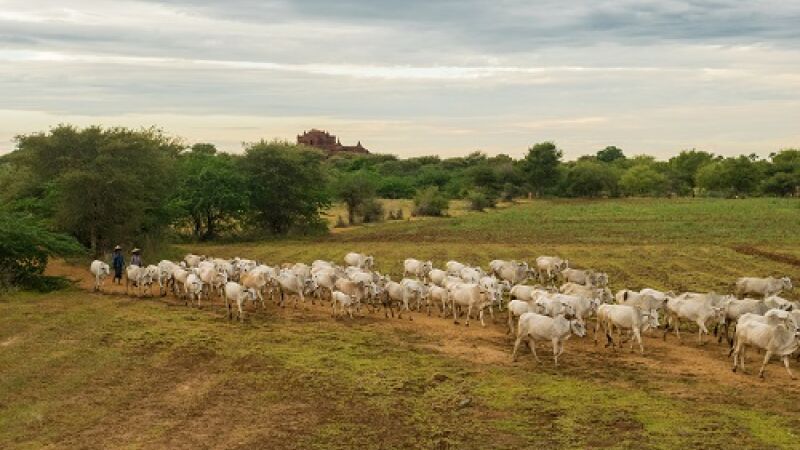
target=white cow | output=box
[403,259,433,280]
[401,278,429,314]
[509,284,547,302]
[428,269,449,287]
[560,268,596,286]
[239,270,271,308]
[198,265,227,300]
[535,256,568,284]
[223,281,258,322]
[451,283,492,326]
[184,273,204,307]
[445,260,466,276]
[512,312,586,366]
[506,299,539,335]
[717,298,769,345]
[277,271,314,309]
[560,283,613,305]
[125,264,157,298]
[312,268,339,301]
[664,293,726,344]
[459,267,484,284]
[89,260,110,292]
[731,310,800,379]
[534,294,576,319]
[490,260,530,285]
[595,304,653,354]
[331,290,359,319]
[156,260,180,296]
[428,285,450,317]
[344,252,374,270]
[764,295,796,311]
[184,254,205,268]
[735,276,792,298]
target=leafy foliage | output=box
[522,142,563,197]
[413,187,449,217]
[242,141,331,235]
[0,211,84,291]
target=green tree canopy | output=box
[522,142,563,197]
[242,141,331,235]
[173,147,248,240]
[12,125,182,255]
[563,161,619,197]
[619,165,668,197]
[597,146,626,163]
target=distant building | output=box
[297,129,370,155]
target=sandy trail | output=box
[47,259,800,395]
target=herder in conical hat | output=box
[111,245,125,284]
[131,248,143,267]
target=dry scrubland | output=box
[2,198,800,449]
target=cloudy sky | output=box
[1,0,799,159]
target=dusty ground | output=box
[3,198,800,449]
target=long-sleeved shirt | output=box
[131,254,143,266]
[112,253,125,270]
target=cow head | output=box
[782,277,793,290]
[570,320,587,337]
[364,255,374,270]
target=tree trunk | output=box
[347,203,356,225]
[193,216,202,239]
[89,223,98,257]
[204,211,216,241]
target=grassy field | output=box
[2,197,800,449]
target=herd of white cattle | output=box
[89,253,798,380]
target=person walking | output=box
[112,245,125,284]
[131,248,143,267]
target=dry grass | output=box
[2,198,800,449]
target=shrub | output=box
[413,187,449,217]
[0,211,84,292]
[467,190,495,211]
[360,198,385,223]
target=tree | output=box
[173,147,248,240]
[562,161,619,197]
[334,171,378,225]
[242,141,330,235]
[0,211,83,291]
[619,165,668,196]
[695,156,763,196]
[13,125,182,255]
[597,146,625,163]
[522,142,562,197]
[668,150,715,194]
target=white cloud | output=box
[0,0,799,157]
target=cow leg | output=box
[238,299,245,323]
[465,305,472,327]
[758,350,772,379]
[635,330,644,354]
[479,309,485,327]
[697,321,709,345]
[511,335,524,362]
[782,356,796,380]
[452,302,459,324]
[528,339,540,363]
[331,300,337,318]
[508,313,515,335]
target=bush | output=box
[467,190,495,211]
[360,198,385,223]
[413,187,449,217]
[395,208,404,220]
[0,211,84,292]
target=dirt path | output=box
[48,260,800,395]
